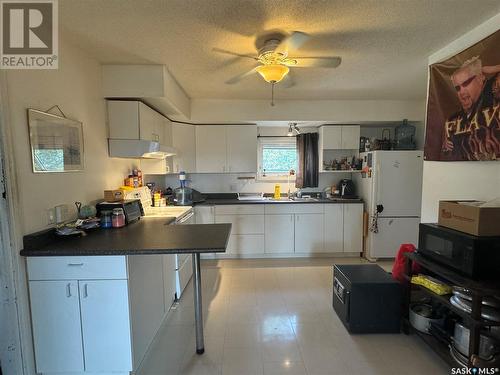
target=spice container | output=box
[112,208,126,228]
[100,210,113,228]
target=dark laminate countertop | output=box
[20,217,232,257]
[196,198,363,206]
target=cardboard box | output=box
[438,200,500,236]
[104,189,124,202]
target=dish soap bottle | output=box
[274,184,281,200]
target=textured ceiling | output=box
[60,0,500,101]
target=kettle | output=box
[339,179,356,198]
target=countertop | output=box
[20,217,232,257]
[195,197,363,205]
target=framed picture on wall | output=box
[425,29,500,161]
[28,109,84,173]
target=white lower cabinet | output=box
[294,214,324,253]
[227,234,265,255]
[79,280,132,373]
[324,205,344,253]
[29,278,132,374]
[27,255,174,375]
[343,203,364,253]
[264,214,294,253]
[29,280,84,373]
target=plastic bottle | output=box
[274,184,281,199]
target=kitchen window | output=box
[257,137,297,180]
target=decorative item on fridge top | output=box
[394,119,416,150]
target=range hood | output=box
[108,139,176,159]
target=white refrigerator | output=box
[354,151,423,259]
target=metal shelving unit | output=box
[403,252,500,367]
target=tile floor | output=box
[137,258,449,375]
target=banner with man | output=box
[425,30,500,161]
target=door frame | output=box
[0,71,36,375]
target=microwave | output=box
[418,223,500,280]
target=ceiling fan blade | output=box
[213,47,258,61]
[275,31,310,54]
[282,73,295,88]
[293,56,342,68]
[225,66,258,84]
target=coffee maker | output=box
[339,179,356,198]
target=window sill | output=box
[256,175,296,183]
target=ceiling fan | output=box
[213,31,341,105]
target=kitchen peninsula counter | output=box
[21,218,231,374]
[21,217,231,256]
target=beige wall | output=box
[421,13,500,222]
[5,38,137,234]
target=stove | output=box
[123,187,194,299]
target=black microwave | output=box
[418,223,500,280]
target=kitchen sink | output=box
[289,197,319,202]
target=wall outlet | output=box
[46,208,56,225]
[55,204,70,224]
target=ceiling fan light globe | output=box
[256,64,289,84]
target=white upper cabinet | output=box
[108,100,170,144]
[319,125,360,150]
[226,125,257,173]
[196,125,226,173]
[195,125,257,173]
[320,126,342,149]
[172,123,196,173]
[341,126,361,149]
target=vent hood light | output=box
[108,139,176,159]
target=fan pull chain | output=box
[271,83,275,106]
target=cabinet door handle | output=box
[68,263,84,267]
[66,283,72,297]
[83,284,88,298]
[296,215,299,222]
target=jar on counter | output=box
[112,208,126,228]
[100,210,113,228]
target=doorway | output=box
[0,81,25,374]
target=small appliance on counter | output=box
[333,264,401,333]
[96,199,143,224]
[173,171,205,206]
[418,223,500,280]
[338,179,356,198]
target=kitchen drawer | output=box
[265,203,324,215]
[215,204,264,215]
[27,256,128,281]
[227,235,265,255]
[215,214,265,234]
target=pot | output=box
[409,303,444,334]
[453,322,500,359]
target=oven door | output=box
[175,210,195,225]
[418,225,472,275]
